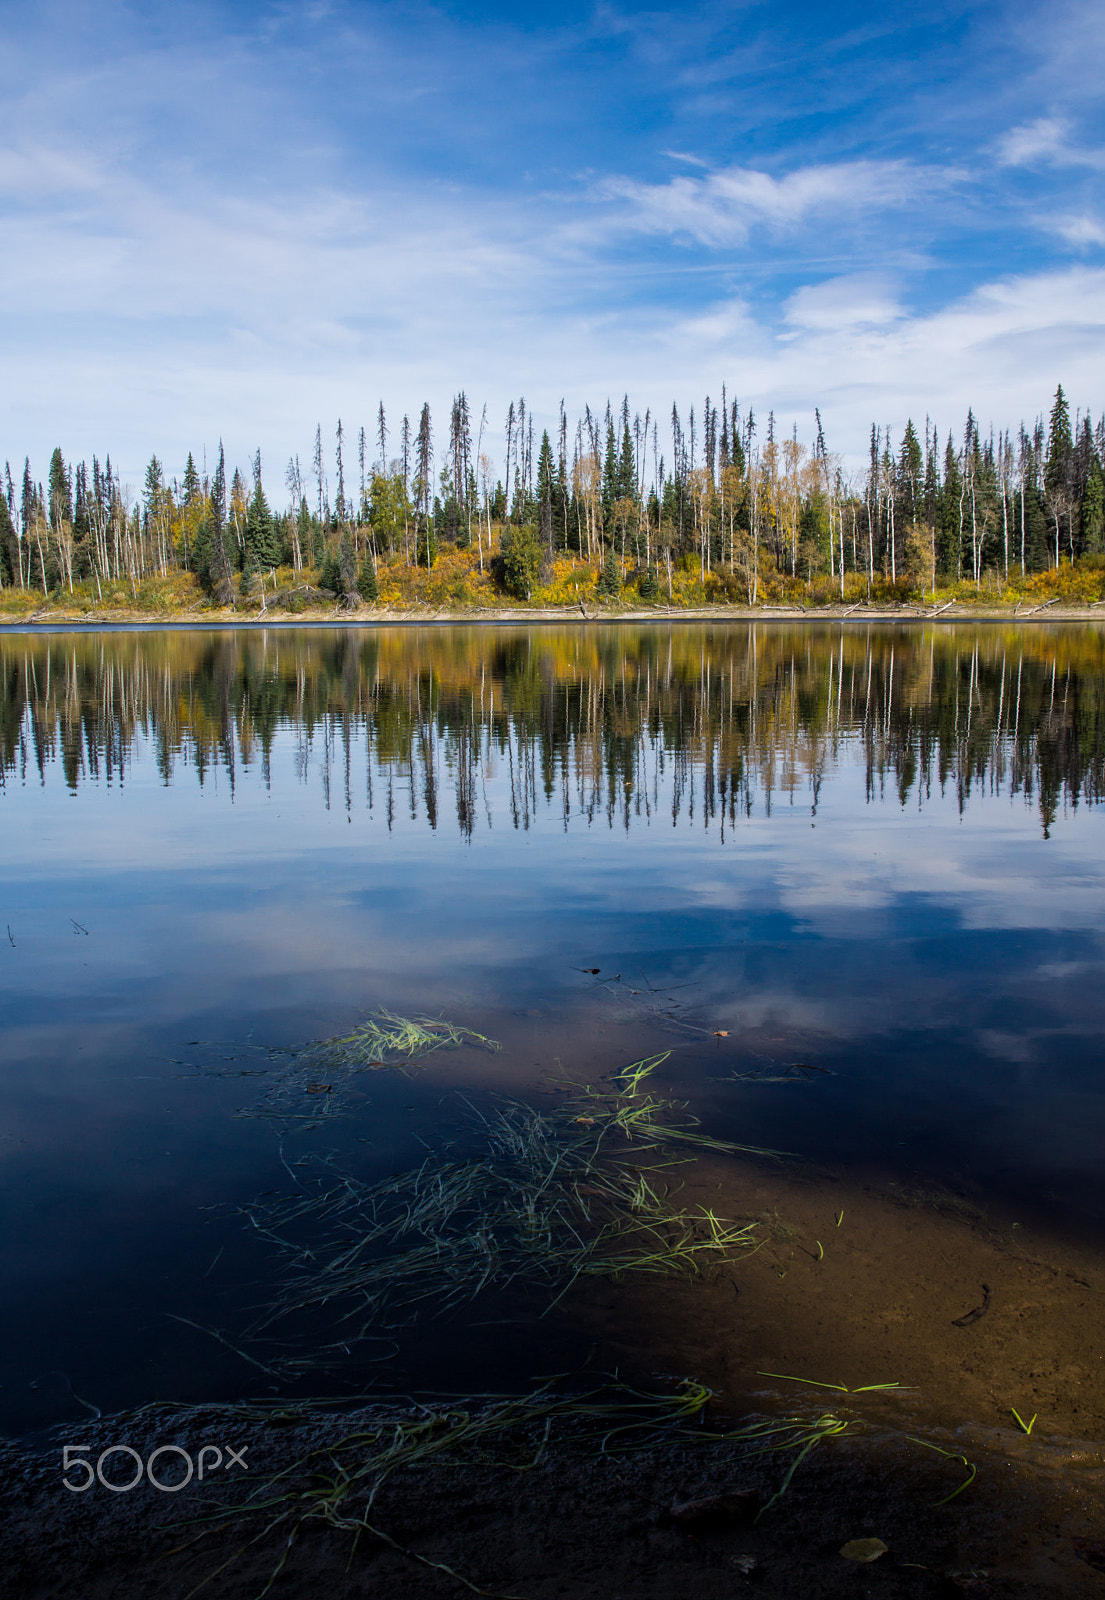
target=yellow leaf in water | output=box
[840,1538,887,1563]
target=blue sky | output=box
[1,0,1103,492]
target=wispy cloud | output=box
[1046,214,1105,248]
[660,150,711,168]
[783,275,904,333]
[0,0,1102,484]
[591,160,954,247]
[995,117,1105,170]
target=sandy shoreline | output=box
[3,600,1105,629]
[4,1386,1103,1598]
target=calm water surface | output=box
[2,622,1104,1432]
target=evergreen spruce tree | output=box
[48,448,72,529]
[448,391,472,542]
[536,430,555,507]
[498,523,542,600]
[208,441,235,604]
[338,531,358,598]
[555,450,569,552]
[1082,461,1105,555]
[1045,385,1074,562]
[21,459,36,549]
[939,432,962,580]
[1045,386,1073,499]
[923,432,939,532]
[316,532,359,603]
[617,416,636,501]
[601,415,618,534]
[537,430,555,555]
[191,515,213,585]
[275,512,294,568]
[0,489,17,586]
[143,455,163,519]
[357,552,379,601]
[73,463,89,542]
[897,420,923,525]
[730,402,747,478]
[245,460,280,570]
[318,548,341,594]
[596,544,621,600]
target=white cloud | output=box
[1046,214,1105,248]
[995,117,1105,170]
[660,150,710,168]
[591,159,947,247]
[996,118,1071,166]
[783,275,904,333]
[4,142,1103,489]
[665,266,1105,461]
[0,90,1101,488]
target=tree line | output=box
[1,386,1102,604]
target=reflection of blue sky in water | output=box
[1,625,1103,1427]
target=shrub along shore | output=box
[2,547,1104,625]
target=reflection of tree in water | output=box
[2,624,1103,838]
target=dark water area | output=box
[2,621,1104,1437]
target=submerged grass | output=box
[235,1011,500,1129]
[244,1102,760,1364]
[239,1053,776,1367]
[583,1050,789,1158]
[297,1010,500,1073]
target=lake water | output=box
[2,621,1104,1436]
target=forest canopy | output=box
[2,386,1102,608]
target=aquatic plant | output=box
[239,1054,781,1365]
[235,1011,500,1128]
[295,1009,500,1072]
